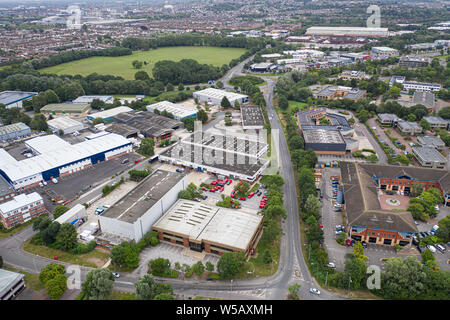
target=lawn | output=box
[289,100,308,113]
[23,240,110,268]
[39,46,247,80]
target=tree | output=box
[178,83,185,91]
[149,258,171,276]
[220,96,231,109]
[135,274,156,300]
[421,249,438,269]
[197,109,208,123]
[438,106,450,119]
[166,83,174,91]
[52,205,69,219]
[40,264,67,300]
[288,283,301,300]
[216,80,224,89]
[192,261,205,276]
[217,252,240,278]
[39,264,66,284]
[436,215,450,241]
[92,117,104,125]
[110,242,139,269]
[419,118,431,131]
[33,215,52,232]
[54,223,78,251]
[138,138,155,157]
[408,202,427,221]
[132,60,143,69]
[81,268,115,300]
[388,86,401,99]
[343,258,367,290]
[205,261,214,272]
[30,114,48,131]
[278,95,289,110]
[407,113,417,122]
[410,182,424,197]
[133,70,149,80]
[288,135,304,150]
[262,249,272,264]
[41,221,61,246]
[352,241,368,261]
[304,194,322,220]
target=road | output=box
[0,60,347,301]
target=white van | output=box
[426,245,436,253]
[435,244,446,253]
[52,178,58,184]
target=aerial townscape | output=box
[0,0,449,309]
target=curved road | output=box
[0,62,347,301]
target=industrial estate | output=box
[0,0,449,306]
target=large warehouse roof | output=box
[147,101,197,119]
[153,199,263,251]
[194,88,248,101]
[47,117,83,131]
[0,91,37,106]
[87,107,133,120]
[0,133,131,182]
[0,122,30,136]
[40,103,90,114]
[306,26,389,37]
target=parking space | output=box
[28,152,142,211]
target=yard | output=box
[39,46,247,80]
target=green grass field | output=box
[39,46,247,80]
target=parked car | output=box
[240,197,246,201]
[361,241,367,248]
[309,288,321,295]
[176,168,184,173]
[112,272,120,278]
[435,244,446,253]
[121,158,129,164]
[326,262,336,268]
[426,245,436,253]
[52,178,58,184]
[202,195,208,200]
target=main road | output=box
[0,62,346,301]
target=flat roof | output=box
[25,134,70,154]
[194,88,248,101]
[241,105,265,127]
[41,103,91,113]
[0,122,30,135]
[102,170,186,223]
[412,146,447,162]
[153,199,263,251]
[0,192,42,214]
[0,269,24,298]
[147,100,197,118]
[114,111,181,138]
[397,120,421,130]
[72,95,113,104]
[0,133,131,182]
[47,117,83,130]
[417,135,445,147]
[423,116,448,125]
[378,113,400,121]
[0,91,37,106]
[303,128,345,144]
[87,107,133,120]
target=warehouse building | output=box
[241,105,265,130]
[86,106,133,122]
[389,76,441,92]
[303,129,347,155]
[305,27,389,37]
[314,86,366,101]
[296,107,352,132]
[423,116,449,130]
[341,162,419,247]
[153,199,263,257]
[416,135,445,150]
[396,120,422,135]
[47,117,84,135]
[0,192,46,229]
[146,100,197,121]
[0,122,31,142]
[411,146,447,169]
[0,91,37,109]
[105,123,139,139]
[0,133,132,190]
[398,56,429,68]
[193,88,248,106]
[250,62,277,72]
[371,47,399,58]
[40,103,91,116]
[338,70,365,81]
[113,111,182,143]
[54,203,87,226]
[0,269,25,300]
[73,95,113,104]
[159,131,269,182]
[97,170,188,245]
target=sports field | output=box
[40,46,247,80]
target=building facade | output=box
[0,192,46,229]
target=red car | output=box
[318,224,324,229]
[211,180,218,185]
[262,195,267,199]
[259,204,265,209]
[248,192,255,198]
[218,187,224,192]
[240,197,246,201]
[346,239,352,246]
[210,189,215,192]
[201,187,208,191]
[227,179,232,185]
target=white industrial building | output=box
[306,26,389,37]
[73,95,114,104]
[193,88,248,106]
[47,117,84,135]
[390,76,442,92]
[0,269,25,300]
[86,106,133,122]
[55,203,87,225]
[0,91,38,109]
[97,170,188,245]
[0,133,132,191]
[146,100,197,120]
